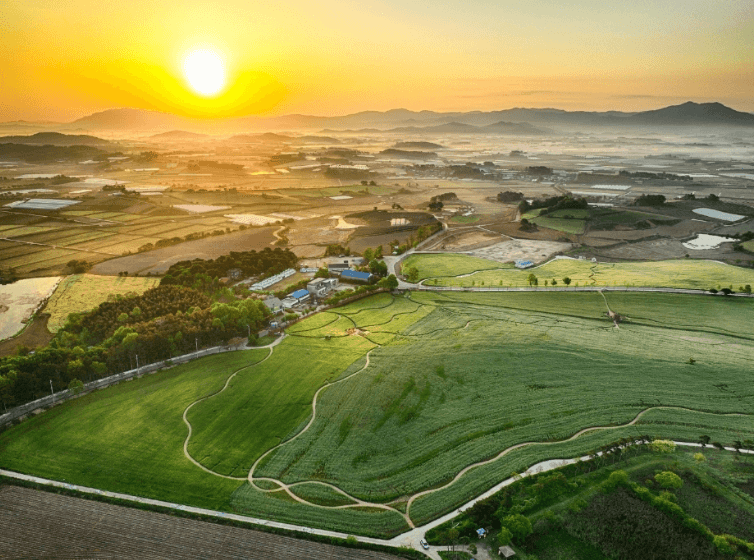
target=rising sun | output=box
[183,48,226,97]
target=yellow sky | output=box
[2,0,753,121]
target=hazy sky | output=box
[2,0,752,121]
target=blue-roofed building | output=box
[515,259,535,269]
[340,269,374,284]
[291,288,311,302]
[476,528,487,539]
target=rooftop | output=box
[341,269,372,280]
[291,289,310,299]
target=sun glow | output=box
[183,48,226,96]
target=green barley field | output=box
[1,291,752,536]
[406,253,754,290]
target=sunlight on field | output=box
[411,254,754,290]
[44,274,161,332]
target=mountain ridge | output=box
[4,102,752,134]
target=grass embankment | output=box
[411,253,754,290]
[44,274,161,332]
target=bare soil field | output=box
[0,485,401,560]
[90,226,276,275]
[0,313,53,357]
[422,228,501,251]
[470,239,575,264]
[483,221,569,241]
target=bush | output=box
[654,471,683,490]
[649,439,676,453]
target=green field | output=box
[44,274,161,332]
[403,253,509,279]
[1,291,752,536]
[451,215,480,224]
[410,253,754,289]
[743,240,754,252]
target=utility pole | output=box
[195,338,198,353]
[50,379,54,403]
[247,324,251,338]
[136,354,139,373]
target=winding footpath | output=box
[172,304,753,557]
[4,258,754,558]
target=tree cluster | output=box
[634,194,666,206]
[0,286,270,411]
[497,191,524,203]
[519,195,588,215]
[161,248,298,289]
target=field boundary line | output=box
[182,336,286,480]
[403,405,752,520]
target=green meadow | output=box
[1,291,752,536]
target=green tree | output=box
[563,277,572,286]
[527,273,537,286]
[497,527,513,547]
[67,378,84,395]
[501,513,532,543]
[406,266,420,283]
[378,274,398,290]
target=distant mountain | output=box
[0,131,112,146]
[49,101,754,134]
[294,135,341,144]
[394,141,444,149]
[481,121,548,134]
[65,108,189,132]
[390,122,480,134]
[625,102,754,126]
[386,120,547,135]
[148,130,209,140]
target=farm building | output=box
[291,289,311,303]
[281,289,310,309]
[249,268,296,291]
[262,296,283,313]
[499,545,516,557]
[340,269,374,284]
[328,262,350,274]
[307,277,338,298]
[514,260,534,269]
[477,528,487,539]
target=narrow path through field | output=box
[181,335,286,480]
[247,335,416,528]
[402,405,750,519]
[177,289,754,548]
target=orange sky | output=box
[2,0,753,121]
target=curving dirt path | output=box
[403,405,749,518]
[179,300,753,537]
[246,342,416,528]
[181,336,286,480]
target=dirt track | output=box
[0,485,402,560]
